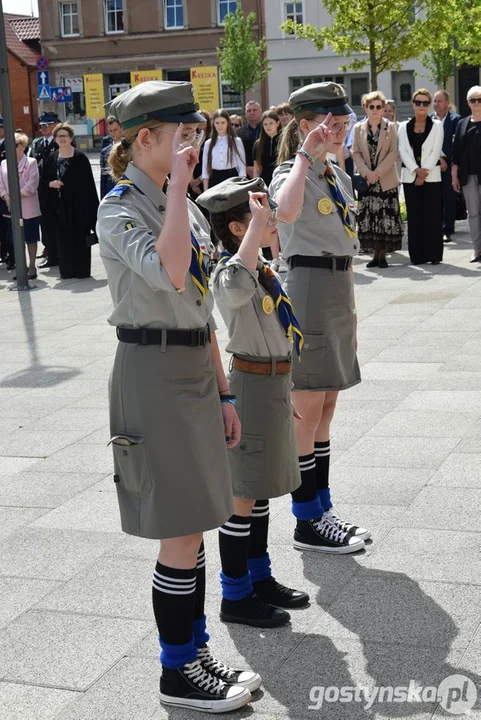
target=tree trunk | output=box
[369,38,378,90]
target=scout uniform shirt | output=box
[269,158,358,259]
[97,163,217,331]
[213,254,292,358]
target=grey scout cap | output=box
[106,80,205,130]
[289,81,352,117]
[197,176,278,215]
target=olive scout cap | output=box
[289,81,352,117]
[197,176,278,215]
[107,80,205,131]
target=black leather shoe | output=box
[253,577,309,609]
[220,592,290,628]
[378,259,388,268]
[366,258,378,268]
[39,260,58,268]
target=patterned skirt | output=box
[357,185,403,253]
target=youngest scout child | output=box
[198,177,309,627]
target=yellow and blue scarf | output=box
[324,166,357,239]
[108,176,210,300]
[219,252,304,357]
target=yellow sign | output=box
[262,296,275,315]
[84,74,104,118]
[190,66,219,112]
[318,198,333,215]
[130,70,163,86]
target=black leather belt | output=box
[116,325,211,347]
[289,255,353,271]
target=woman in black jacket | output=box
[42,123,99,279]
[253,111,282,265]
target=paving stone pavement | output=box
[1,178,481,718]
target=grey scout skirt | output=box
[227,358,301,500]
[284,266,361,392]
[109,342,234,539]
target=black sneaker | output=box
[253,576,310,608]
[294,517,365,554]
[220,591,290,628]
[197,644,262,693]
[160,658,250,713]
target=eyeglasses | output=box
[330,120,353,135]
[414,100,430,107]
[469,97,481,104]
[267,208,278,226]
[231,123,241,128]
[368,104,383,110]
[158,127,205,148]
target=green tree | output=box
[421,46,455,89]
[217,2,271,110]
[281,0,468,91]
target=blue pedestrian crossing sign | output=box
[38,85,51,100]
[51,86,73,103]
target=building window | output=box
[105,0,124,33]
[283,1,303,33]
[59,2,79,37]
[222,82,241,111]
[165,0,184,28]
[290,75,345,92]
[349,76,369,106]
[218,0,237,25]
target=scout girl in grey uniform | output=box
[270,82,370,554]
[197,177,309,629]
[97,81,260,714]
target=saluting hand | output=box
[171,123,199,189]
[248,191,272,226]
[301,112,334,160]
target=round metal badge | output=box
[318,198,333,215]
[262,296,275,314]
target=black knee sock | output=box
[248,500,272,583]
[315,440,332,510]
[219,514,253,600]
[152,561,197,669]
[193,542,209,648]
[291,453,323,520]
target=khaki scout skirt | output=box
[109,342,234,539]
[284,266,361,392]
[227,357,301,500]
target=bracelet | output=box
[219,388,230,395]
[297,148,315,164]
[220,395,236,406]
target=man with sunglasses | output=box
[30,112,60,266]
[433,90,460,243]
[452,86,481,262]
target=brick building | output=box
[37,0,267,147]
[2,15,41,138]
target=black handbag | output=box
[352,173,369,194]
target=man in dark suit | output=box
[29,112,60,266]
[236,101,262,178]
[100,115,122,198]
[433,90,460,242]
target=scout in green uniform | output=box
[97,81,260,713]
[270,82,370,554]
[198,177,309,628]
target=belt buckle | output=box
[190,328,207,347]
[344,257,352,271]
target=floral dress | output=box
[357,125,403,253]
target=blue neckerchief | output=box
[324,166,357,238]
[218,252,304,357]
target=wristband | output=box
[220,395,236,406]
[298,148,315,164]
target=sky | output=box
[3,0,38,15]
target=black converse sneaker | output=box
[160,658,250,713]
[294,516,365,554]
[323,507,371,541]
[253,576,310,608]
[220,591,290,628]
[197,644,262,693]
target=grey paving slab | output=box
[398,390,481,412]
[361,362,443,381]
[0,576,61,630]
[28,444,113,475]
[0,395,74,419]
[399,331,475,346]
[27,407,108,433]
[0,528,121,580]
[30,490,121,533]
[367,411,478,439]
[375,345,459,363]
[0,610,151,691]
[0,471,107,508]
[362,528,481,584]
[0,455,40,477]
[399,487,481,533]
[417,372,481,390]
[77,425,110,445]
[0,682,78,720]
[0,507,49,542]
[429,452,481,488]
[338,436,459,469]
[336,379,421,405]
[0,429,89,458]
[330,467,435,506]
[419,309,481,332]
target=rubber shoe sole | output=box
[220,608,290,628]
[160,684,251,713]
[293,536,365,554]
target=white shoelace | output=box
[197,646,237,681]
[184,658,226,695]
[324,509,355,533]
[312,515,348,544]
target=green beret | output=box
[289,82,352,116]
[106,80,204,130]
[197,176,278,214]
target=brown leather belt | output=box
[232,357,291,375]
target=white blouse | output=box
[201,136,246,179]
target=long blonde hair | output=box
[277,109,317,165]
[109,120,165,180]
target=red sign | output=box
[36,56,49,71]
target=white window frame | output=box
[59,2,80,37]
[282,0,304,37]
[164,0,184,29]
[217,0,237,26]
[104,0,124,34]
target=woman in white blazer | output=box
[398,89,444,264]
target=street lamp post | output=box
[0,0,30,290]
